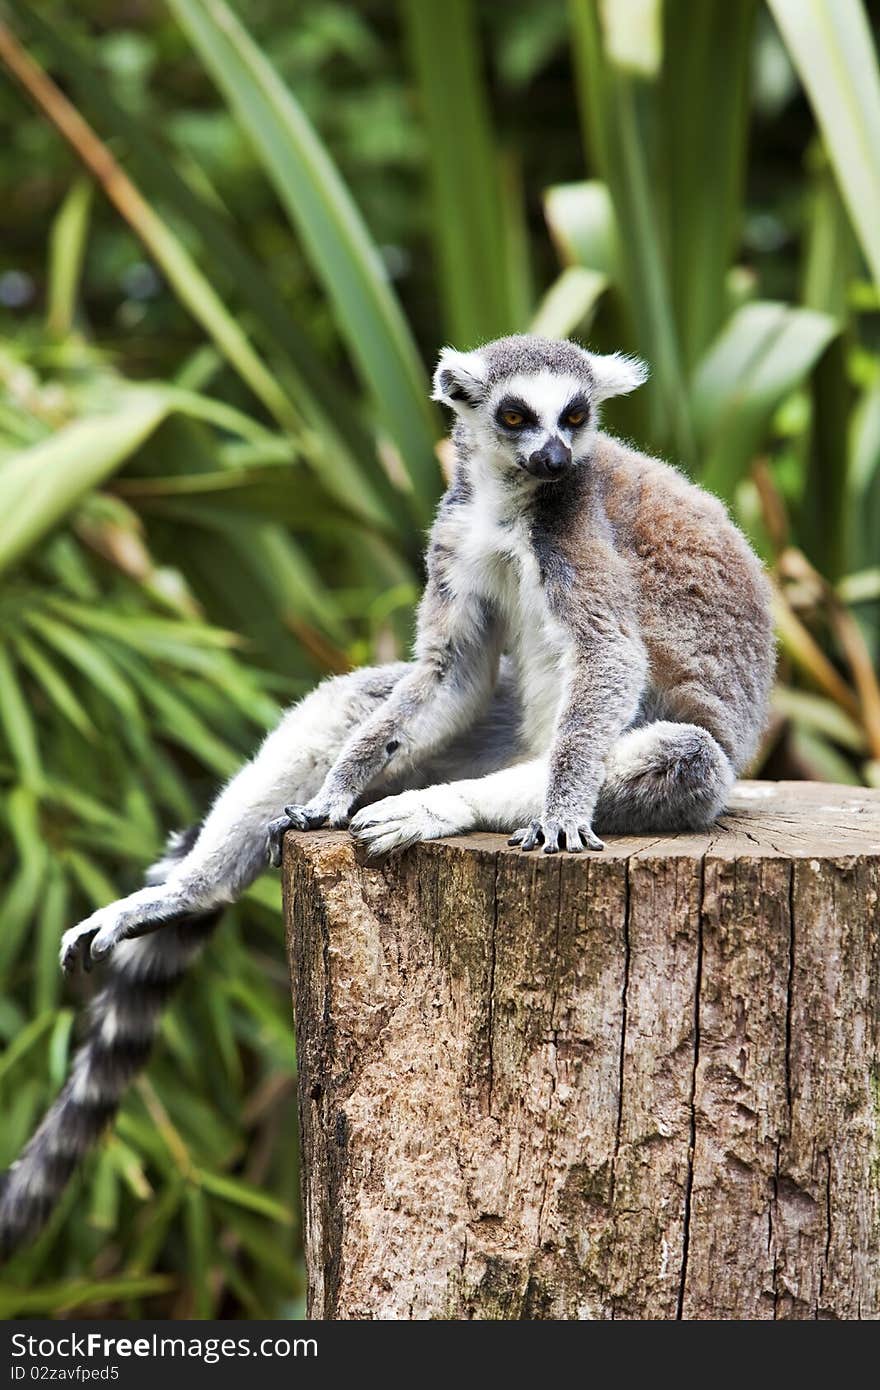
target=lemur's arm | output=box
[283,575,502,828]
[513,546,647,853]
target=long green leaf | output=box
[46,177,92,338]
[568,0,695,464]
[768,0,880,288]
[0,391,169,576]
[658,0,757,367]
[0,1276,174,1318]
[530,266,607,339]
[0,647,42,782]
[401,0,519,344]
[543,181,618,278]
[692,300,839,496]
[168,0,440,512]
[799,163,857,580]
[11,632,97,740]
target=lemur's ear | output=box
[432,348,488,411]
[587,351,650,402]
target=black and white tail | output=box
[0,828,220,1258]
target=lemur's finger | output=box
[542,821,562,854]
[578,825,605,851]
[283,804,328,830]
[360,828,411,858]
[516,821,543,851]
[60,920,101,975]
[563,824,584,852]
[90,913,168,963]
[266,814,291,866]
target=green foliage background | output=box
[0,0,879,1317]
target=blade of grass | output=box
[401,0,517,343]
[11,632,97,740]
[768,0,880,288]
[659,0,757,368]
[799,161,857,580]
[569,0,695,464]
[168,0,440,512]
[530,266,607,339]
[46,177,92,338]
[0,647,42,782]
[692,301,839,497]
[0,390,169,576]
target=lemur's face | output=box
[432,335,648,483]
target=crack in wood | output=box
[677,853,705,1320]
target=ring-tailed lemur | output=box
[0,335,774,1253]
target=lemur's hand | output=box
[508,817,604,854]
[266,793,353,866]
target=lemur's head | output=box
[432,334,648,482]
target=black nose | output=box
[526,437,572,480]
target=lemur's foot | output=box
[60,887,170,973]
[350,788,467,858]
[508,818,604,854]
[266,797,353,866]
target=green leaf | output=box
[0,1276,174,1318]
[48,1008,75,1088]
[47,178,92,338]
[569,0,695,464]
[658,0,757,367]
[768,0,880,288]
[0,646,42,782]
[196,1167,294,1224]
[692,301,839,496]
[0,391,169,576]
[184,1186,214,1318]
[24,612,141,721]
[34,867,68,1013]
[167,0,440,511]
[401,0,520,343]
[543,180,618,278]
[0,1010,54,1086]
[530,266,607,339]
[847,381,880,572]
[771,686,867,752]
[12,632,97,740]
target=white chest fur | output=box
[447,476,572,753]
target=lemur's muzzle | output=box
[524,436,572,480]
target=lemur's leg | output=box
[279,582,503,832]
[350,720,734,855]
[350,759,547,856]
[60,664,410,973]
[594,720,735,834]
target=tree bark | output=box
[283,781,880,1320]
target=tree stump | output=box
[282,781,880,1320]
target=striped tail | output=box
[0,829,220,1258]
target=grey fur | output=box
[2,335,774,1253]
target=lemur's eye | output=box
[500,410,525,428]
[565,409,588,428]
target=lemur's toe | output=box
[266,814,291,867]
[283,804,327,830]
[511,821,543,852]
[579,825,605,852]
[60,921,100,975]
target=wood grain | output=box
[284,782,880,1319]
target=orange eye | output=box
[566,409,587,427]
[501,410,525,428]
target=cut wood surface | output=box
[283,781,880,1320]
